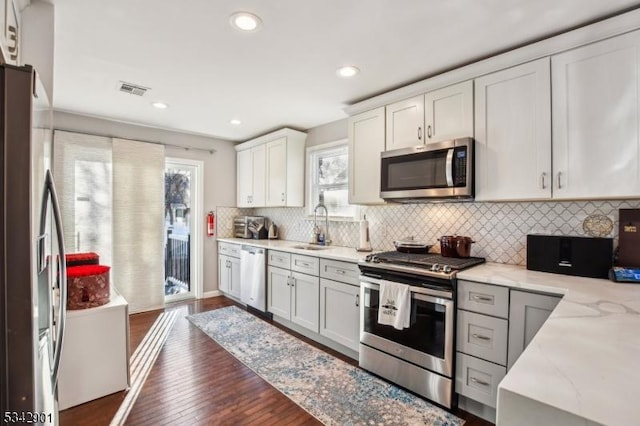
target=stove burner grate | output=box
[367,251,485,270]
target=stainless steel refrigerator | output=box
[1,64,67,424]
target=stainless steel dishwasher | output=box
[240,245,266,312]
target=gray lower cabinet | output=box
[267,254,359,357]
[456,280,562,423]
[507,290,561,370]
[218,254,240,299]
[267,265,320,333]
[456,280,509,423]
[319,278,360,351]
[291,271,320,332]
[267,266,291,318]
[457,310,508,366]
[456,352,506,408]
[218,241,241,299]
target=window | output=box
[306,140,357,219]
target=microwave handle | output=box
[445,148,454,186]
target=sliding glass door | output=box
[164,159,202,302]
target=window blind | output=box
[53,131,165,313]
[53,130,113,266]
[112,138,165,313]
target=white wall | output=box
[53,110,237,293]
[305,118,347,147]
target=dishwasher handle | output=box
[241,245,264,255]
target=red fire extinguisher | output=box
[207,211,215,237]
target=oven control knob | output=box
[442,265,452,273]
[430,263,441,272]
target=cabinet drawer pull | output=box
[557,172,562,189]
[335,269,346,275]
[471,294,493,303]
[540,172,547,189]
[427,125,432,138]
[470,377,490,387]
[471,333,491,341]
[298,261,311,267]
[355,294,360,307]
[418,126,422,140]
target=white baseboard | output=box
[202,290,221,299]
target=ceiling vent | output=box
[118,81,150,96]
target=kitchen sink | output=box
[292,244,329,250]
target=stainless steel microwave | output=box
[380,138,474,201]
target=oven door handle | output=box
[360,276,453,300]
[445,148,454,187]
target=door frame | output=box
[164,157,204,302]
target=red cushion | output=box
[67,265,110,278]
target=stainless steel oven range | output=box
[358,252,485,408]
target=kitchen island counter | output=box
[458,263,640,426]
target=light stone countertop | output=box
[457,263,640,426]
[216,237,372,263]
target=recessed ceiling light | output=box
[230,119,242,126]
[230,12,262,32]
[151,101,168,109]
[336,66,360,78]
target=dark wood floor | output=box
[60,296,492,426]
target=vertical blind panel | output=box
[53,130,113,266]
[112,139,165,313]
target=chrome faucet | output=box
[313,199,331,246]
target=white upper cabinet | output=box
[385,95,424,150]
[424,80,474,144]
[236,145,265,207]
[236,149,253,207]
[265,137,287,206]
[386,82,474,150]
[348,107,386,205]
[250,145,266,206]
[236,128,306,208]
[552,30,640,199]
[475,58,552,201]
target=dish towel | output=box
[378,281,411,330]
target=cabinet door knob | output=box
[427,125,432,138]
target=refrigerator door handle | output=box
[40,170,67,388]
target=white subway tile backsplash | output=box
[219,200,640,265]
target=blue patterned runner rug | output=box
[187,306,464,425]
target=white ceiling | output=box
[52,0,640,142]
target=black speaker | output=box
[527,235,613,279]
